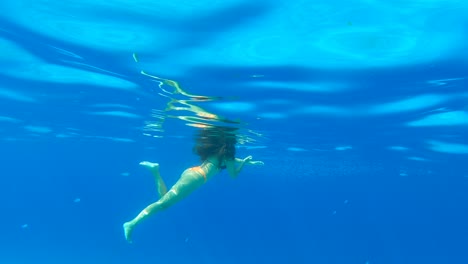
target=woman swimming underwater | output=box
[123,126,264,242]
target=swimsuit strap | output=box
[190,166,207,182]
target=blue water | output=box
[1,1,468,263]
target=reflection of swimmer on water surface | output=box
[123,126,264,243]
[145,74,244,135]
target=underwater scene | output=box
[0,0,467,263]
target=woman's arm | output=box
[226,155,264,179]
[235,157,264,166]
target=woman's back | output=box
[199,155,224,180]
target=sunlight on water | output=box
[287,147,308,152]
[23,125,52,134]
[407,156,428,161]
[0,37,138,90]
[86,111,142,119]
[248,81,350,93]
[408,111,468,126]
[388,146,409,152]
[257,112,288,119]
[0,0,244,53]
[1,0,466,74]
[88,136,135,143]
[369,94,450,115]
[288,92,466,118]
[13,64,138,90]
[90,103,136,110]
[146,0,466,73]
[335,146,353,151]
[0,116,21,123]
[427,140,468,154]
[293,105,351,116]
[427,77,467,86]
[211,102,256,112]
[0,88,37,103]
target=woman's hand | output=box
[243,156,264,166]
[249,160,264,166]
[242,155,253,163]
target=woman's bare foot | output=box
[123,222,134,243]
[139,161,159,172]
[139,161,159,169]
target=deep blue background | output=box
[1,1,468,263]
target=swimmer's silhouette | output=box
[123,126,263,243]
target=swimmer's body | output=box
[123,127,263,243]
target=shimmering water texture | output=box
[134,54,257,143]
[1,0,467,76]
[140,74,241,129]
[0,0,467,153]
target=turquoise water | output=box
[1,0,468,263]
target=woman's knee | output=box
[158,189,180,207]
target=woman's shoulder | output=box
[205,155,228,167]
[203,155,217,164]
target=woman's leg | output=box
[123,169,205,242]
[139,161,167,197]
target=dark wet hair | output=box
[193,126,237,165]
